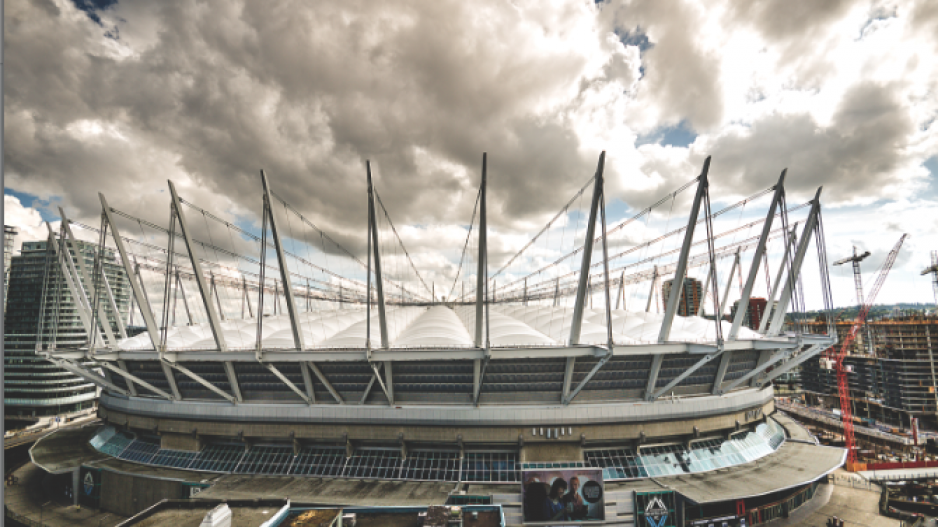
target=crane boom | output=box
[833,234,907,468]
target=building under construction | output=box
[801,318,938,429]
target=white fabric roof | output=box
[117,304,763,351]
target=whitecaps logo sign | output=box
[83,472,95,496]
[644,497,668,527]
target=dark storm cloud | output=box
[693,82,916,203]
[5,0,637,254]
[5,0,937,308]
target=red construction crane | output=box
[834,246,872,353]
[826,234,907,469]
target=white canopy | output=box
[118,304,763,351]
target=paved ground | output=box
[766,479,899,527]
[4,461,127,527]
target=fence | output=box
[777,402,913,445]
[828,473,881,492]
[747,481,821,525]
[869,471,938,482]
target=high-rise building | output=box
[800,318,938,428]
[4,235,130,418]
[4,225,18,310]
[661,277,703,317]
[730,297,769,330]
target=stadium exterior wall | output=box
[99,386,774,448]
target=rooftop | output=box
[649,442,845,504]
[193,476,455,506]
[116,499,289,527]
[118,500,504,527]
[117,305,766,352]
[29,424,110,474]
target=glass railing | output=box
[587,417,787,481]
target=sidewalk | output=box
[4,462,127,527]
[763,479,897,527]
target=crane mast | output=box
[921,250,938,306]
[834,246,871,352]
[828,234,907,468]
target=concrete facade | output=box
[100,396,774,448]
[100,470,183,517]
[159,432,202,452]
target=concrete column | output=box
[73,468,80,506]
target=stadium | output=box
[33,154,845,525]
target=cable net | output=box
[53,161,828,352]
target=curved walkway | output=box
[4,462,126,527]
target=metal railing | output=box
[777,401,915,444]
[872,471,938,482]
[828,473,880,492]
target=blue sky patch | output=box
[5,188,59,223]
[604,197,632,225]
[617,27,653,53]
[71,0,118,26]
[636,121,698,148]
[924,156,938,198]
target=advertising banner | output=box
[635,491,676,527]
[522,468,605,524]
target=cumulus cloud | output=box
[680,81,918,202]
[3,196,48,250]
[4,0,938,307]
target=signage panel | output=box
[522,468,605,524]
[635,491,677,527]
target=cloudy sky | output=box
[4,0,938,310]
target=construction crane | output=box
[826,234,907,469]
[833,246,871,306]
[921,251,938,305]
[834,246,872,352]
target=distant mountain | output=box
[798,302,936,321]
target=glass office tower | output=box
[4,236,130,418]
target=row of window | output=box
[92,429,519,482]
[91,420,785,482]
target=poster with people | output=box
[522,468,605,524]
